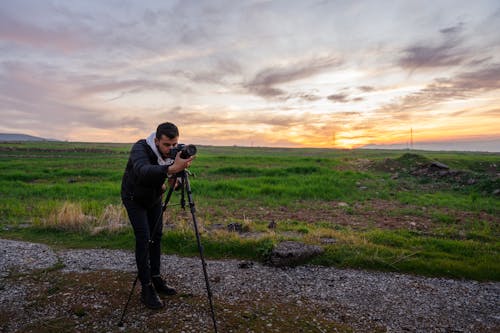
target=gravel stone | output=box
[0,239,58,278]
[0,238,499,332]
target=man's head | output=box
[155,122,179,157]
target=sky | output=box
[1,0,499,150]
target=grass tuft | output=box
[42,201,93,232]
[92,204,127,234]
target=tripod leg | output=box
[183,173,218,333]
[118,275,139,326]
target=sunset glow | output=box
[1,1,499,151]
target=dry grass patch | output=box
[42,202,93,232]
[40,202,128,234]
[92,204,128,235]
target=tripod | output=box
[118,170,218,333]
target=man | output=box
[121,122,194,309]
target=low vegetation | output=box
[0,142,498,280]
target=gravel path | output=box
[1,238,499,332]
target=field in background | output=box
[0,141,498,281]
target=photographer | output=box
[121,122,194,309]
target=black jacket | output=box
[121,139,169,208]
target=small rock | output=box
[238,261,254,269]
[320,238,337,244]
[267,241,324,267]
[430,161,450,170]
[227,223,243,232]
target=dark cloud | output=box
[296,93,322,102]
[399,23,468,70]
[439,22,464,35]
[467,56,493,67]
[246,55,342,98]
[327,93,350,103]
[378,63,500,120]
[449,109,470,117]
[282,91,322,102]
[415,63,500,104]
[327,91,366,103]
[399,44,465,69]
[358,86,375,92]
[452,63,500,90]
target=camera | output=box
[168,143,197,159]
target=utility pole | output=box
[410,128,414,150]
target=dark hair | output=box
[156,122,179,140]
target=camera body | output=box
[167,143,197,159]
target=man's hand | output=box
[167,151,195,175]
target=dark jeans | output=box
[122,198,163,286]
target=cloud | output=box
[358,86,375,92]
[327,93,350,103]
[245,55,342,98]
[158,106,305,129]
[77,78,174,98]
[169,56,243,85]
[293,92,322,102]
[379,63,500,116]
[1,2,499,147]
[143,9,159,27]
[452,63,500,90]
[398,22,468,70]
[327,91,365,103]
[0,10,90,52]
[0,61,150,138]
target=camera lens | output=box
[180,144,197,158]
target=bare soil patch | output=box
[202,198,498,233]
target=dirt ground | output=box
[0,268,371,333]
[201,198,498,234]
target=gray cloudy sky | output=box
[1,0,499,149]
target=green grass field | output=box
[0,141,498,281]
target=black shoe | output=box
[152,276,177,296]
[141,283,164,309]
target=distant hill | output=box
[0,133,58,142]
[362,138,500,153]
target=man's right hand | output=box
[167,151,195,175]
